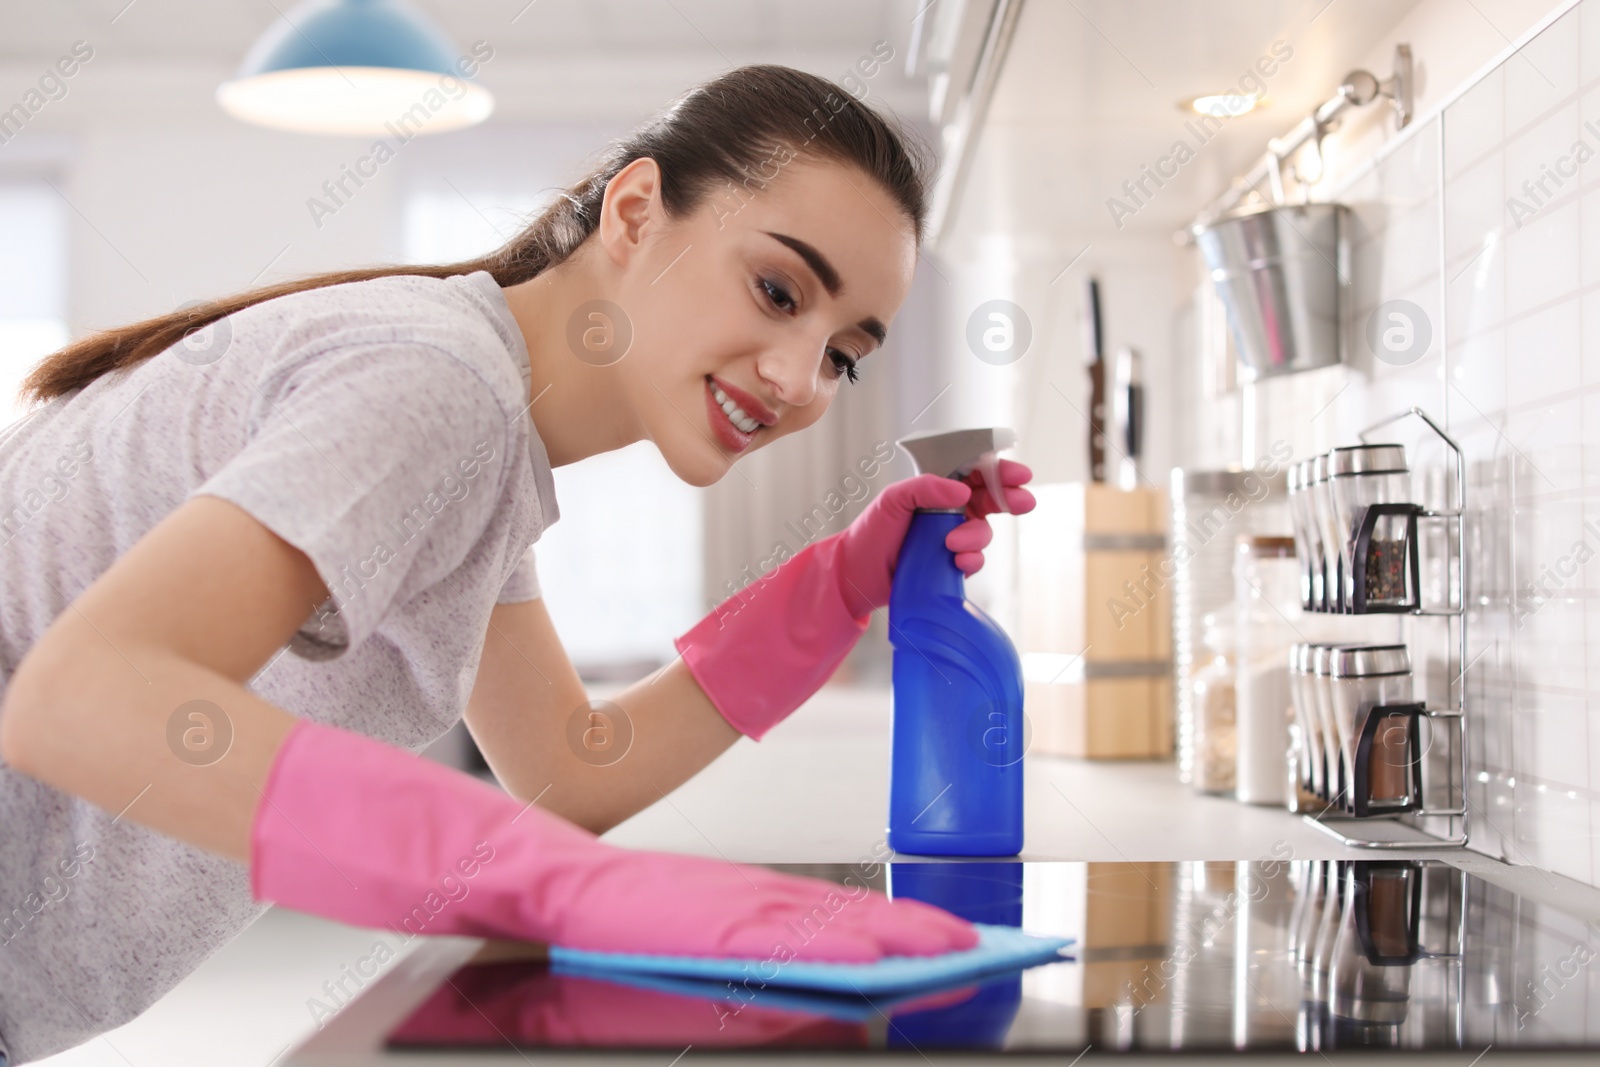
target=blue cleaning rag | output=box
[548,923,1074,997]
[549,964,974,1024]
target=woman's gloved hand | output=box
[672,460,1034,741]
[836,459,1036,617]
[251,719,978,961]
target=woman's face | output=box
[602,156,918,487]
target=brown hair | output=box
[20,64,930,406]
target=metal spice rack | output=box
[1304,406,1469,850]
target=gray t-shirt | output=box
[0,269,558,1063]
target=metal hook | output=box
[1340,44,1413,131]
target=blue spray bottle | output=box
[887,428,1025,857]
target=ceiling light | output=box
[1183,92,1266,119]
[217,0,493,137]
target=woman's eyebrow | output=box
[762,231,840,295]
[761,230,887,345]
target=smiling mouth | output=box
[708,377,764,433]
[702,375,766,454]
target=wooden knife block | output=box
[1018,483,1173,759]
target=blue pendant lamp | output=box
[217,0,493,136]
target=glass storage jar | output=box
[1235,535,1300,806]
[1191,606,1237,796]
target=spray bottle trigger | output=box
[972,452,1008,515]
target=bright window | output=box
[402,187,554,265]
[0,180,68,430]
[533,440,704,671]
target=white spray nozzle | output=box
[973,451,1009,514]
[896,427,1016,512]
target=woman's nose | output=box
[757,343,822,409]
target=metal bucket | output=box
[1193,203,1348,380]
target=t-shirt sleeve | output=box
[189,343,511,661]
[496,544,542,603]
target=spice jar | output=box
[1309,452,1342,612]
[1311,644,1348,808]
[1287,460,1323,612]
[1289,643,1327,807]
[1327,645,1417,816]
[1328,444,1416,612]
[1286,718,1308,813]
[1329,862,1416,1031]
[1191,607,1237,795]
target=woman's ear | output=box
[596,157,665,271]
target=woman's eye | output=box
[757,276,857,384]
[828,349,860,385]
[759,278,796,313]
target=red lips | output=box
[704,378,756,452]
[704,375,777,454]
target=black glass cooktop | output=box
[383,860,1600,1055]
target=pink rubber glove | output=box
[251,718,978,961]
[673,461,1035,740]
[839,458,1037,612]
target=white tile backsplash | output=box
[1446,65,1505,179]
[1508,396,1586,496]
[1454,2,1597,881]
[1515,783,1593,883]
[1580,290,1600,387]
[1444,154,1504,271]
[1508,298,1583,409]
[1512,688,1590,796]
[1505,100,1584,219]
[1448,231,1507,342]
[1507,2,1583,132]
[1450,325,1508,413]
[1196,1,1600,886]
[1506,191,1581,318]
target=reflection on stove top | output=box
[385,859,1600,1054]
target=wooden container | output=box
[1080,862,1174,1009]
[1018,483,1173,759]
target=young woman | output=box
[0,64,1033,1062]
